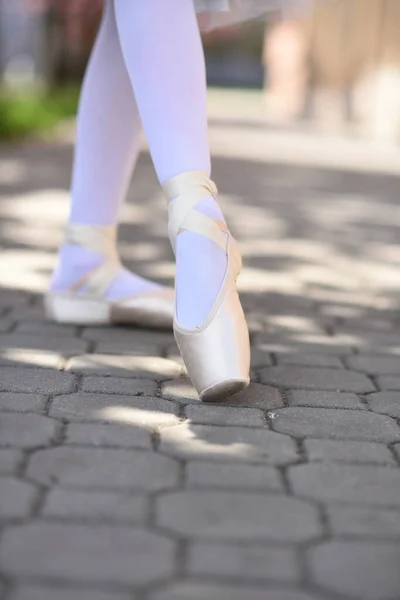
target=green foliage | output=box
[0,86,79,140]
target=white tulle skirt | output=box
[194,0,307,30]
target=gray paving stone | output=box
[0,478,38,519]
[151,586,323,600]
[27,447,179,492]
[377,376,400,391]
[0,413,61,448]
[308,541,400,600]
[288,390,364,409]
[276,353,343,368]
[0,523,175,585]
[50,394,179,427]
[0,291,28,309]
[225,383,284,411]
[160,424,298,465]
[259,366,375,392]
[95,342,162,356]
[0,347,64,370]
[0,367,75,394]
[254,334,355,355]
[185,404,265,428]
[6,305,46,320]
[0,392,47,413]
[289,464,400,506]
[161,379,200,404]
[0,334,89,355]
[304,439,395,465]
[187,542,300,583]
[271,408,400,442]
[157,490,321,541]
[66,354,182,380]
[0,450,23,474]
[0,317,14,332]
[327,506,400,538]
[14,321,79,337]
[82,327,174,345]
[42,488,147,523]
[65,423,151,449]
[366,392,400,418]
[346,354,400,376]
[250,348,274,368]
[394,444,400,462]
[81,376,157,396]
[9,587,133,600]
[186,462,283,491]
[162,380,284,410]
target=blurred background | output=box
[1,0,400,143]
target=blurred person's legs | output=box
[112,0,249,398]
[47,0,174,329]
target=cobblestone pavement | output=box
[1,92,400,600]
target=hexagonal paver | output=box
[65,423,151,449]
[27,447,179,492]
[0,367,75,394]
[0,413,61,448]
[0,478,38,519]
[42,488,147,523]
[160,424,298,465]
[366,392,400,419]
[81,376,157,396]
[271,408,400,442]
[162,380,283,411]
[185,404,265,427]
[187,542,300,583]
[9,588,133,600]
[82,327,174,345]
[224,383,284,411]
[162,379,200,404]
[186,461,283,491]
[289,464,400,505]
[308,541,400,600]
[150,584,324,600]
[0,523,175,585]
[304,439,395,465]
[0,334,88,356]
[66,355,181,380]
[157,490,321,541]
[259,366,374,392]
[376,376,400,391]
[0,393,47,413]
[277,353,343,368]
[346,355,400,375]
[49,394,179,427]
[288,390,364,410]
[0,450,23,475]
[327,506,400,538]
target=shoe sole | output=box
[45,292,174,330]
[45,293,111,325]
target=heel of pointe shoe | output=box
[174,288,250,402]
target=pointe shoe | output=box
[163,171,250,401]
[45,224,174,329]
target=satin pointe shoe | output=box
[45,224,174,329]
[163,171,250,401]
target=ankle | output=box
[50,243,105,292]
[194,196,225,222]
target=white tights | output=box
[51,0,227,329]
